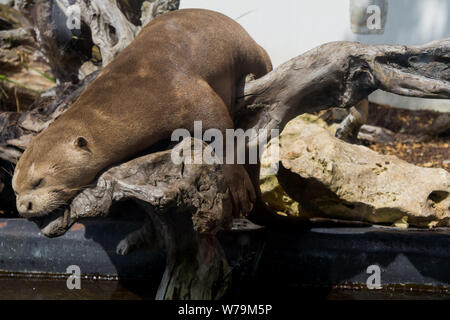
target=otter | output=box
[12,9,272,224]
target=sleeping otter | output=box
[12,9,272,226]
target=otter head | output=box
[12,131,97,219]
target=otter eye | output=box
[32,178,44,189]
[75,137,88,149]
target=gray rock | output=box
[358,124,395,143]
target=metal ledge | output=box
[0,218,449,299]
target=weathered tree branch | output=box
[0,71,98,163]
[335,98,369,142]
[11,0,179,82]
[0,27,34,45]
[77,0,138,66]
[235,40,450,137]
[76,0,180,66]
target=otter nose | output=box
[17,200,34,215]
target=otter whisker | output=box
[1,166,13,177]
[64,183,97,193]
[45,201,69,212]
[56,166,85,172]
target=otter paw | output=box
[224,165,256,218]
[116,238,135,256]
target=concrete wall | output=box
[181,0,450,112]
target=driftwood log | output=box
[11,0,179,82]
[234,40,450,136]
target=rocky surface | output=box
[261,114,450,228]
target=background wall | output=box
[181,0,450,112]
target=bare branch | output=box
[235,40,450,135]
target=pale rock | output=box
[264,115,450,227]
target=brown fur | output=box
[12,9,272,218]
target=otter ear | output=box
[74,136,90,151]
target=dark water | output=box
[0,274,448,300]
[0,276,156,300]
